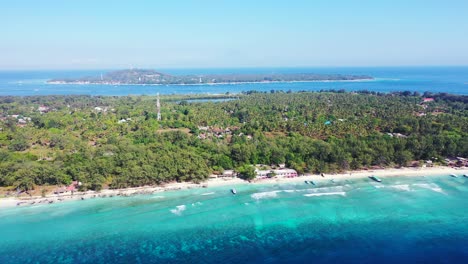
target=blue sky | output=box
[1,0,468,69]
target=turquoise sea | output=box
[1,174,467,263]
[0,66,467,96]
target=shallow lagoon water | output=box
[1,174,467,263]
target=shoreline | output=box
[1,166,467,209]
[46,78,375,86]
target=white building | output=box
[38,105,50,113]
[255,169,298,179]
[221,170,236,177]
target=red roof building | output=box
[66,181,79,191]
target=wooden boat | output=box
[369,175,382,182]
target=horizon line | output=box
[1,65,468,71]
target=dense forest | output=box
[0,91,466,191]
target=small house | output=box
[221,170,236,177]
[38,105,50,113]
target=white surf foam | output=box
[413,183,445,194]
[302,186,347,197]
[251,191,280,200]
[304,186,344,193]
[389,184,411,191]
[201,192,215,196]
[304,192,346,197]
[170,205,186,215]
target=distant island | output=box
[47,69,373,85]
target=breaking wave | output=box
[389,184,411,191]
[304,192,346,197]
[304,186,344,193]
[251,191,280,200]
[170,205,186,215]
[413,183,445,194]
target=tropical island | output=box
[0,90,467,204]
[47,69,373,85]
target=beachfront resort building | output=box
[221,170,237,177]
[255,169,298,179]
[209,170,238,178]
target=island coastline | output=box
[47,78,376,86]
[47,69,374,85]
[2,166,466,209]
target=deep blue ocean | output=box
[0,66,467,96]
[1,174,467,263]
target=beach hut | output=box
[221,170,236,177]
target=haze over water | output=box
[0,67,467,96]
[1,175,467,263]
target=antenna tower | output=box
[157,93,161,121]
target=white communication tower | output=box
[157,93,161,121]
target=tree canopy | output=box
[0,91,466,191]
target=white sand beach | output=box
[1,166,467,209]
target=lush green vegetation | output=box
[48,69,372,85]
[0,91,466,191]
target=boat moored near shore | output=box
[450,173,458,178]
[369,175,382,182]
